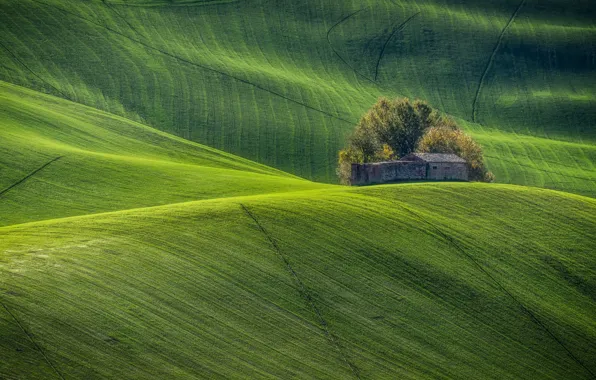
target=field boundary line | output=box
[0,300,65,380]
[326,7,375,83]
[240,203,361,379]
[374,12,420,81]
[31,0,356,125]
[472,0,526,123]
[395,202,596,379]
[0,41,72,101]
[0,156,63,199]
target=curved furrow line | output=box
[101,0,142,35]
[326,7,375,84]
[0,41,72,101]
[30,0,356,125]
[374,11,420,81]
[472,0,526,123]
[240,204,362,380]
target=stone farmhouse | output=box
[350,153,468,185]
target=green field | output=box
[1,82,595,379]
[1,0,595,191]
[2,180,596,378]
[1,0,595,378]
[0,82,331,226]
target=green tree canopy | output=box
[348,97,435,161]
[417,125,494,182]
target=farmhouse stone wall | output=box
[350,155,469,185]
[350,161,427,185]
[427,162,468,181]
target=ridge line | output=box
[0,187,335,230]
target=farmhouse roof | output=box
[401,153,466,163]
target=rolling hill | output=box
[1,0,596,379]
[0,0,595,193]
[0,81,330,227]
[1,81,595,379]
[2,182,595,378]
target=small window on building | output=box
[432,166,437,169]
[445,166,450,170]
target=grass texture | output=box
[0,84,594,378]
[0,0,594,191]
[0,81,331,226]
[1,184,595,379]
[1,1,595,378]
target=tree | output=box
[417,125,494,182]
[346,97,435,161]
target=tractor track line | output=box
[240,204,361,380]
[396,203,596,380]
[101,0,142,35]
[32,0,356,126]
[374,12,420,81]
[1,300,66,380]
[472,0,526,123]
[0,156,63,199]
[0,41,72,101]
[113,0,242,8]
[326,7,376,84]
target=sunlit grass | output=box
[0,0,594,185]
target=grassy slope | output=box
[1,184,595,379]
[0,81,331,226]
[462,120,596,198]
[1,1,595,378]
[0,0,594,193]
